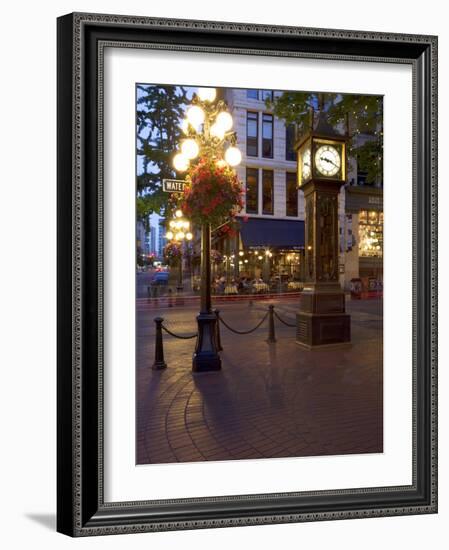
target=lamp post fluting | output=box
[172,87,242,372]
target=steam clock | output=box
[296,113,351,348]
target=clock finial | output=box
[313,111,342,137]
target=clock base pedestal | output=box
[296,288,351,349]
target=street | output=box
[136,294,383,465]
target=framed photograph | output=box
[57,12,438,536]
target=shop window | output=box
[286,172,298,217]
[262,113,273,158]
[261,90,273,102]
[358,209,383,257]
[246,168,259,214]
[285,124,296,161]
[262,170,273,215]
[357,170,368,186]
[247,112,258,157]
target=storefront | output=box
[211,217,305,291]
[344,187,383,291]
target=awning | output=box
[239,218,304,249]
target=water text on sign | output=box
[162,179,186,193]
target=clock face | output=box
[314,144,341,177]
[302,148,311,180]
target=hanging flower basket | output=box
[164,242,182,264]
[181,157,244,227]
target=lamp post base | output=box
[192,312,222,372]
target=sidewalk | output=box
[137,299,383,464]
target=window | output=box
[261,90,273,102]
[246,168,259,214]
[247,89,259,100]
[357,170,368,186]
[246,112,258,157]
[262,114,273,158]
[286,172,298,217]
[285,124,296,161]
[262,170,274,215]
[358,209,383,257]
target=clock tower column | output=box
[296,115,351,349]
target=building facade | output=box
[148,224,157,255]
[218,88,383,291]
[214,88,305,285]
[136,220,147,255]
[157,218,166,259]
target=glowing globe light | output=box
[216,111,233,132]
[176,231,185,240]
[182,220,190,229]
[181,139,199,160]
[224,146,242,166]
[186,105,205,128]
[210,123,225,140]
[175,209,183,218]
[197,87,216,102]
[173,153,189,172]
[165,231,174,240]
[186,232,193,240]
[169,220,176,228]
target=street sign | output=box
[162,179,186,193]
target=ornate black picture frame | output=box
[57,12,438,536]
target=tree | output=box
[136,85,188,225]
[266,92,383,185]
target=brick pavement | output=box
[136,298,383,464]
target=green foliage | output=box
[136,85,188,222]
[136,194,163,229]
[266,92,383,184]
[353,139,383,184]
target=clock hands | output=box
[320,155,338,168]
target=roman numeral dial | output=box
[314,145,341,177]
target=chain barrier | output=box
[161,323,197,340]
[152,316,197,370]
[273,310,296,328]
[216,309,269,335]
[152,306,296,369]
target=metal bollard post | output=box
[152,317,167,369]
[214,309,223,351]
[266,305,277,343]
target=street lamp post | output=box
[172,87,242,372]
[165,209,193,293]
